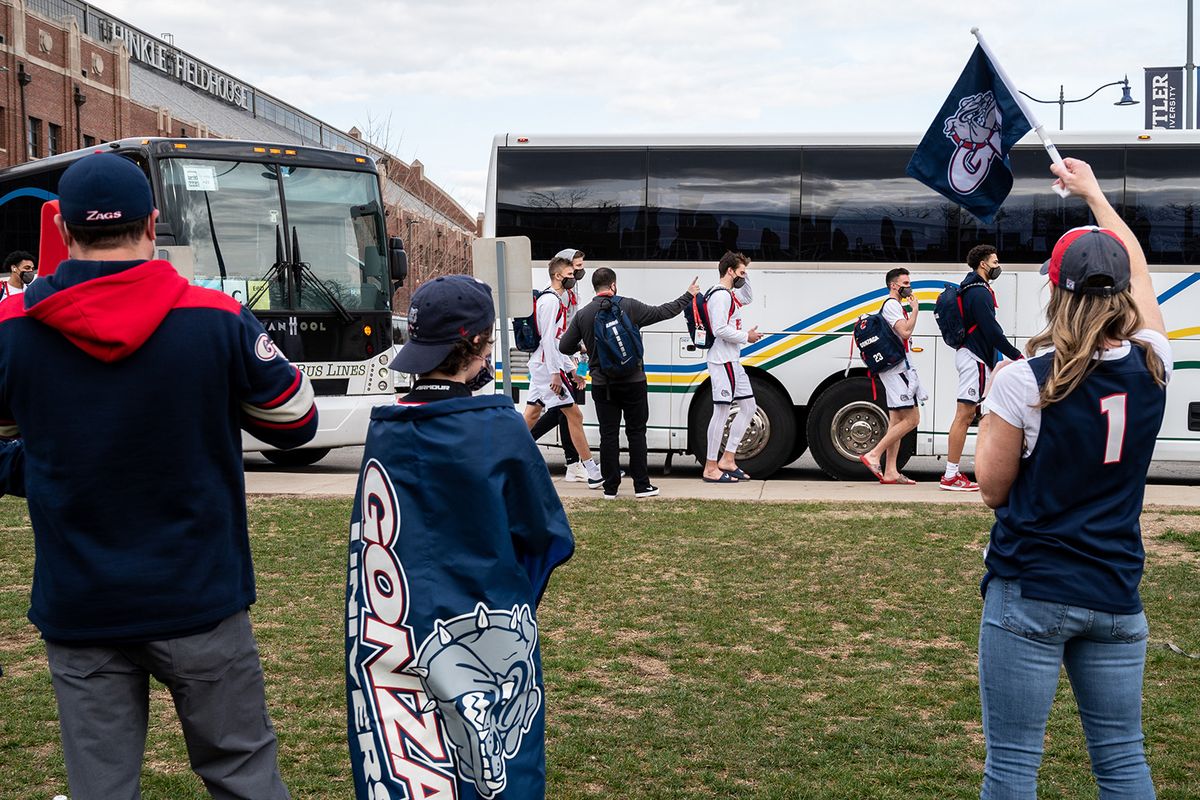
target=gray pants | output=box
[45,611,289,800]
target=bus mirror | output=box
[388,236,408,286]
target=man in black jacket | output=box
[560,267,698,499]
[944,244,1023,491]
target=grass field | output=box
[1,496,1197,799]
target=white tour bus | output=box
[484,132,1200,480]
[0,138,410,466]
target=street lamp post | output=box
[1017,77,1137,131]
[1017,76,1139,130]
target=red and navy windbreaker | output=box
[0,258,317,643]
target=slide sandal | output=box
[859,455,883,480]
[723,468,751,481]
[702,473,739,484]
[880,475,917,485]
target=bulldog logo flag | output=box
[907,45,1032,223]
[346,392,574,800]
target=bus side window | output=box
[1124,146,1200,265]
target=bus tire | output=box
[688,376,796,479]
[787,408,809,464]
[805,377,914,481]
[262,447,331,468]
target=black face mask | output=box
[465,358,494,392]
[573,268,585,281]
[18,271,34,286]
[732,276,747,289]
[986,265,1002,281]
[898,286,913,298]
[561,277,577,291]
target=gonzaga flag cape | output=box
[906,45,1032,223]
[345,394,574,799]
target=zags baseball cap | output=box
[57,154,154,227]
[1040,226,1130,295]
[389,275,495,375]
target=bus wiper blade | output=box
[203,190,228,280]
[248,226,287,309]
[291,226,355,324]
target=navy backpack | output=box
[852,302,907,374]
[591,296,644,377]
[934,282,986,349]
[684,287,732,349]
[511,289,559,353]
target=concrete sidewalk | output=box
[244,471,1200,507]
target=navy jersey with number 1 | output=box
[984,344,1167,615]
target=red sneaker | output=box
[940,473,979,492]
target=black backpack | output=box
[934,281,986,349]
[852,302,907,374]
[511,289,559,353]
[684,287,732,349]
[591,296,644,377]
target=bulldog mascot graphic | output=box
[943,91,1004,195]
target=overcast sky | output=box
[97,1,1195,216]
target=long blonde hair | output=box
[1025,287,1166,407]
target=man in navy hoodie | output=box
[942,244,1022,492]
[347,275,573,800]
[0,154,317,799]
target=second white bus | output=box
[485,132,1200,479]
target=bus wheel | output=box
[805,377,914,480]
[688,377,796,479]
[262,448,331,468]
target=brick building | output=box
[0,0,477,307]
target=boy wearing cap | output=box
[349,274,573,800]
[523,255,603,487]
[0,154,316,798]
[529,248,590,480]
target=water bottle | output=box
[576,352,589,379]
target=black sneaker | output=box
[634,485,660,498]
[587,477,605,490]
[603,492,618,501]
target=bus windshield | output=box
[158,158,389,311]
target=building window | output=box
[48,123,62,156]
[83,134,95,148]
[0,109,6,149]
[27,117,41,159]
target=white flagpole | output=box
[971,27,1071,197]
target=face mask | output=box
[18,271,34,285]
[561,277,577,291]
[986,265,1002,281]
[898,286,913,298]
[732,276,747,289]
[573,267,585,281]
[465,357,494,392]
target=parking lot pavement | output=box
[244,448,1200,507]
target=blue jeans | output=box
[978,578,1155,799]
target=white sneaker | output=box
[563,462,589,482]
[603,492,618,500]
